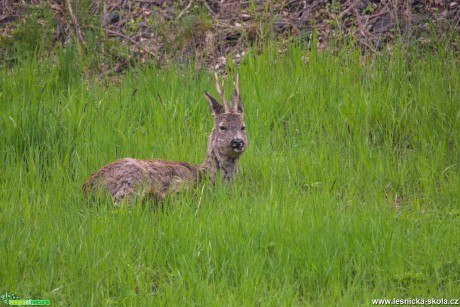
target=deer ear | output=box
[204,91,225,116]
[231,89,243,114]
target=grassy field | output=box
[1,42,459,305]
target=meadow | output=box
[1,42,459,305]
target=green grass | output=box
[1,42,459,305]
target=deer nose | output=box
[231,139,244,149]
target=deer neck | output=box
[199,137,239,183]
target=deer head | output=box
[202,73,247,182]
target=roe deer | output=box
[82,73,247,203]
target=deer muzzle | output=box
[231,139,245,152]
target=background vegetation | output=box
[2,0,459,71]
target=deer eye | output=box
[219,126,227,131]
[241,126,246,131]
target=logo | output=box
[1,293,50,306]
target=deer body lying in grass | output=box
[83,74,247,203]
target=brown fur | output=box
[83,74,247,203]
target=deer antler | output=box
[231,74,240,113]
[214,72,229,112]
